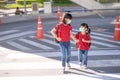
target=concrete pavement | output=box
[0,47,120,80]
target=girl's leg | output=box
[83,50,88,67]
[59,42,66,68]
[78,50,83,65]
[66,42,71,68]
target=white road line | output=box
[6,41,31,51]
[91,35,120,44]
[0,30,19,36]
[72,29,113,38]
[0,31,35,41]
[72,29,113,35]
[19,38,53,49]
[91,32,113,38]
[34,50,120,57]
[72,59,120,67]
[91,40,117,47]
[29,36,59,46]
[97,13,105,18]
[44,33,54,38]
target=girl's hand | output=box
[76,39,79,43]
[82,39,86,42]
[56,37,61,41]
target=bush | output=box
[5,3,43,9]
[53,0,73,3]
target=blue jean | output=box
[59,42,71,67]
[78,50,88,66]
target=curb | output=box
[1,11,96,24]
[1,10,120,24]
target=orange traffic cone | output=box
[0,18,2,24]
[114,16,120,41]
[36,16,44,39]
[57,6,63,24]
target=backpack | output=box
[55,25,60,43]
[76,28,91,48]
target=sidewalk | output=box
[0,46,120,80]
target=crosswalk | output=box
[0,29,120,52]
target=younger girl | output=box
[75,23,91,69]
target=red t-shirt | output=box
[75,32,91,50]
[55,23,72,42]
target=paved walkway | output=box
[0,47,120,80]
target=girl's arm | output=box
[51,28,61,41]
[82,39,91,43]
[70,31,79,43]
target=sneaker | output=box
[79,62,82,66]
[82,65,87,69]
[67,63,71,69]
[61,67,65,73]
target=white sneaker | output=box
[79,62,82,67]
[61,67,65,73]
[82,65,87,69]
[67,63,71,69]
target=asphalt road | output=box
[0,13,120,52]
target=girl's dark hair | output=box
[63,13,72,24]
[81,23,88,29]
[81,23,91,34]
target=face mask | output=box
[67,20,72,24]
[79,27,84,32]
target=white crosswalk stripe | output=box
[91,32,113,38]
[19,38,53,49]
[29,36,59,46]
[91,35,120,44]
[91,40,117,47]
[0,30,19,36]
[6,41,31,51]
[0,31,35,41]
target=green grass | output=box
[52,2,77,7]
[3,0,78,9]
[52,0,78,7]
[99,0,120,3]
[4,3,43,9]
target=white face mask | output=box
[67,20,72,24]
[79,27,84,32]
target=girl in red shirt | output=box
[75,23,91,69]
[51,13,77,73]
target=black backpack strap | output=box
[78,32,80,38]
[56,25,60,37]
[58,25,60,30]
